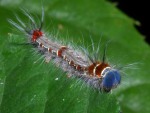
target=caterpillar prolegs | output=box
[8,9,121,93]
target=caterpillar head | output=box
[101,67,121,92]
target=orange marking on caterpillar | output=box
[94,63,109,77]
[87,62,109,77]
[76,65,82,71]
[57,46,67,57]
[69,60,74,66]
[39,43,43,47]
[48,48,52,52]
[88,63,97,76]
[32,30,43,42]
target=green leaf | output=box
[0,0,150,113]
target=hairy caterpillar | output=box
[8,9,121,93]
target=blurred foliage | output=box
[0,0,149,113]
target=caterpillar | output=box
[8,9,121,93]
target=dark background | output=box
[109,0,149,45]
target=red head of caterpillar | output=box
[8,8,122,93]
